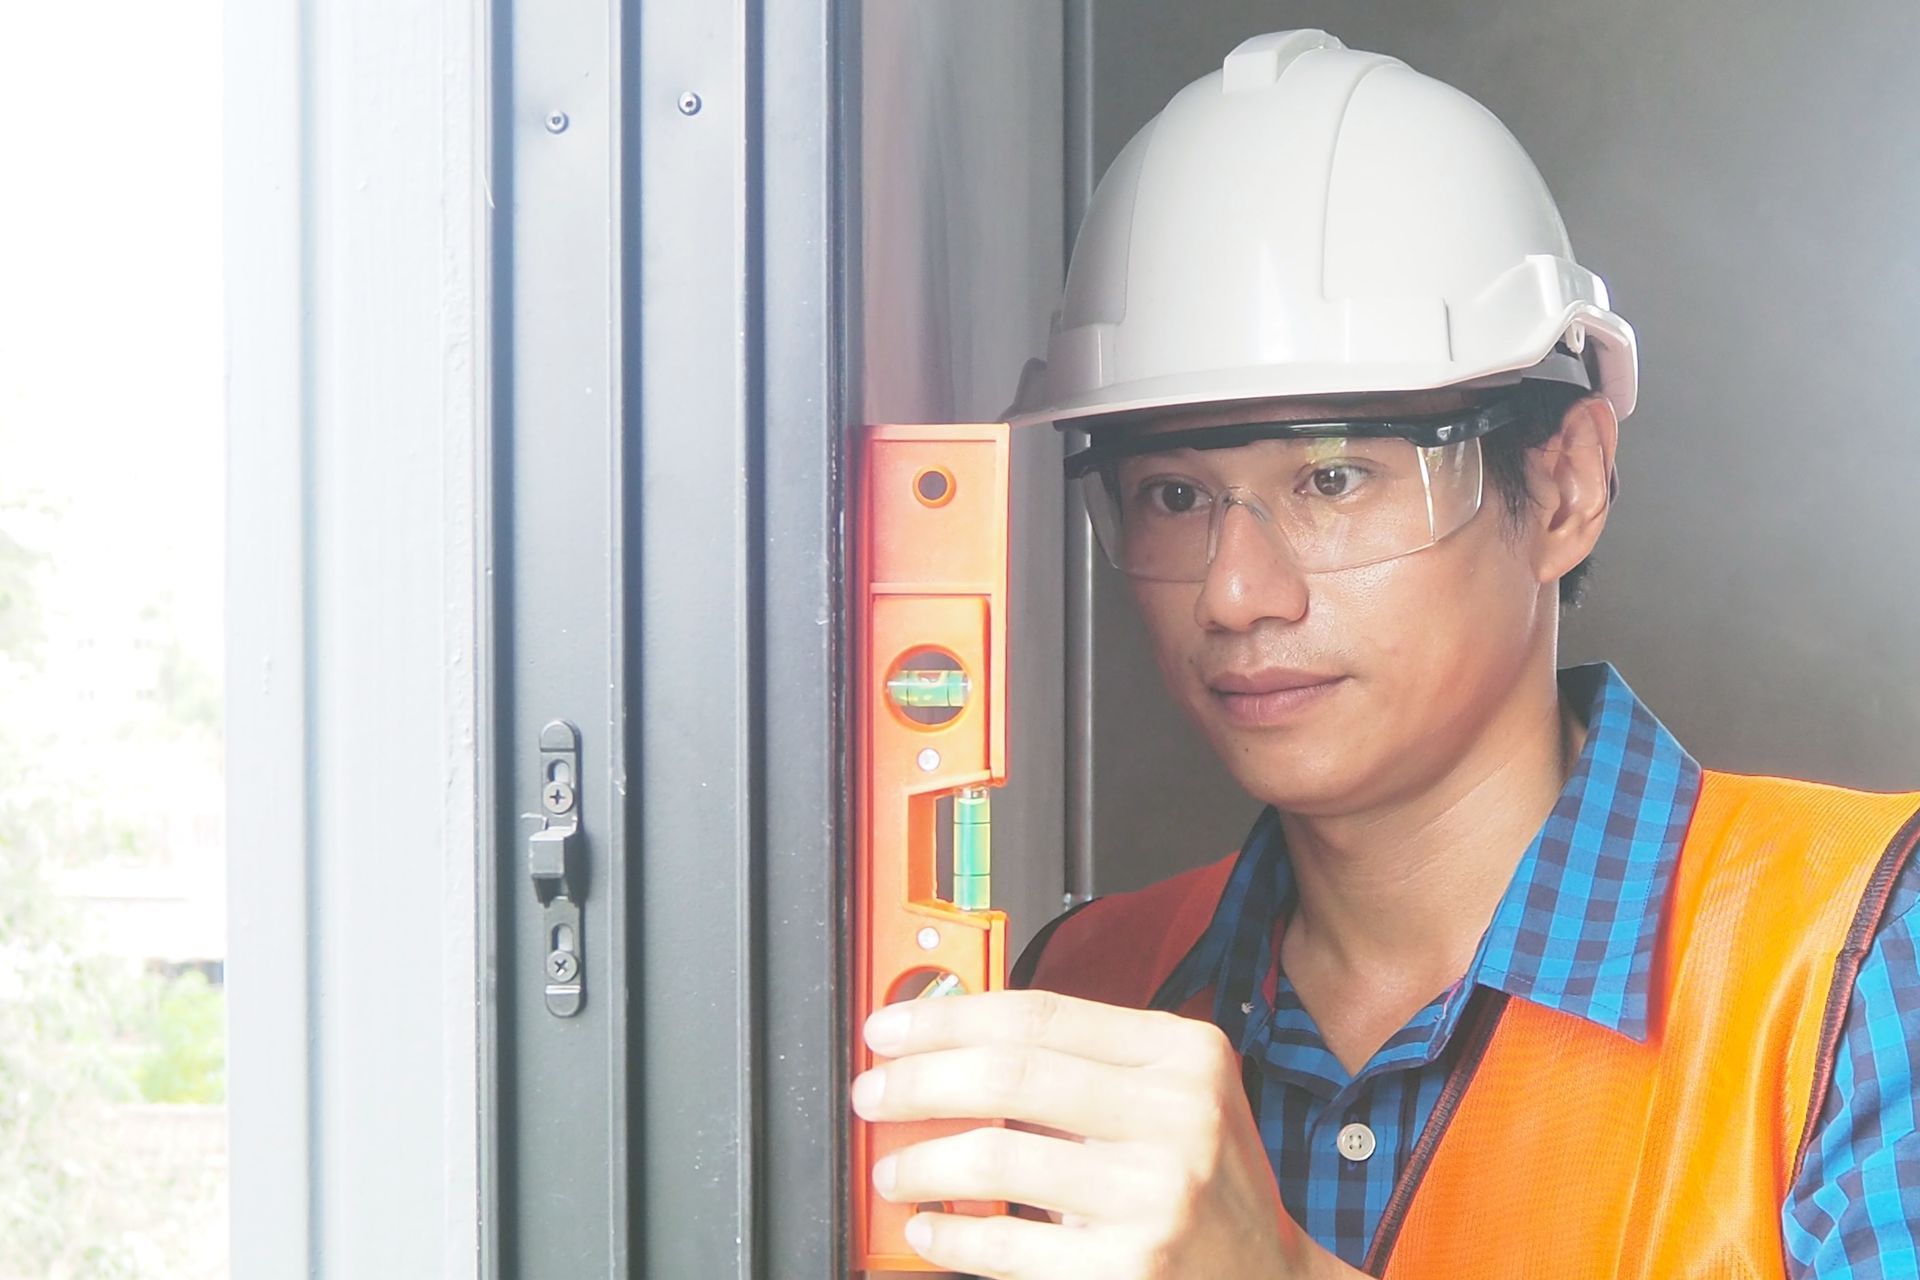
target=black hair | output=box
[1479,381,1599,609]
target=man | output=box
[850,30,1920,1278]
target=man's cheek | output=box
[1129,586,1204,694]
[1323,563,1415,663]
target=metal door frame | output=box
[230,1,1067,1271]
[484,0,854,1273]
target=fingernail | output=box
[871,1154,897,1195]
[851,1069,886,1116]
[904,1213,934,1254]
[864,1005,909,1054]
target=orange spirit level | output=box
[852,423,1012,1272]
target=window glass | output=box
[0,3,228,1275]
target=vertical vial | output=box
[952,786,991,911]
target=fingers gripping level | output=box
[854,425,1012,1272]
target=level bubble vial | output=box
[886,648,969,727]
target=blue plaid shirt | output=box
[1156,663,1920,1275]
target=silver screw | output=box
[916,748,941,773]
[677,91,703,116]
[916,926,940,951]
[545,110,569,133]
[547,950,578,982]
[542,780,575,814]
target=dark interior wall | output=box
[1084,3,1920,893]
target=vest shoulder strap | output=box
[1013,853,1237,1012]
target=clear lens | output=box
[1079,436,1484,581]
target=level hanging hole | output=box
[913,466,955,507]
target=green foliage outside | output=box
[136,971,227,1106]
[0,493,229,1278]
[0,519,44,658]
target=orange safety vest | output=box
[1020,772,1920,1278]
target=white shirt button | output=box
[1336,1122,1377,1162]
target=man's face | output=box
[1119,391,1569,818]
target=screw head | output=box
[547,950,578,982]
[542,780,575,814]
[677,91,703,116]
[916,926,940,951]
[545,110,569,133]
[916,748,941,773]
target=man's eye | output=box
[1143,479,1207,515]
[1305,464,1366,498]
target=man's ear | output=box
[1529,394,1619,587]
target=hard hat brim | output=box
[1006,307,1636,432]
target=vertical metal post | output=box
[1062,0,1099,906]
[625,1,757,1273]
[753,0,858,1272]
[228,0,489,1273]
[488,0,854,1274]
[491,1,633,1275]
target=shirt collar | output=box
[1469,662,1700,1042]
[1157,663,1700,1050]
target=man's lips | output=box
[1206,667,1345,695]
[1205,669,1348,727]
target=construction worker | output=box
[850,30,1920,1279]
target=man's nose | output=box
[1193,497,1310,631]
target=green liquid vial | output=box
[887,669,970,709]
[952,786,991,911]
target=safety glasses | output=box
[1062,401,1523,582]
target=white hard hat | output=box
[1007,30,1637,429]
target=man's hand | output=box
[853,989,1357,1280]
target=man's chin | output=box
[1212,736,1375,817]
